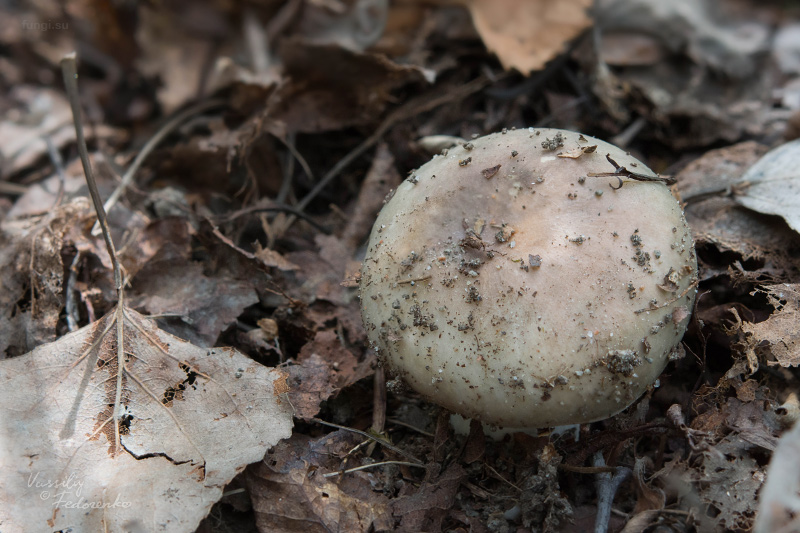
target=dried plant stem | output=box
[310,417,423,465]
[62,51,130,450]
[60,52,123,296]
[94,98,226,235]
[322,461,425,478]
[279,76,493,235]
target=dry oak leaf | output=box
[0,303,293,532]
[464,0,592,75]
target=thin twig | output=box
[386,418,434,437]
[322,461,426,478]
[372,366,386,434]
[220,203,330,234]
[559,464,618,474]
[485,464,522,492]
[65,252,81,331]
[94,98,226,234]
[588,153,676,189]
[634,279,698,315]
[280,76,492,234]
[396,276,431,285]
[44,135,67,209]
[310,417,424,465]
[277,131,296,205]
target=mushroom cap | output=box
[360,128,697,428]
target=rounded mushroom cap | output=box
[360,128,697,428]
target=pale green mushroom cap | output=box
[360,128,697,428]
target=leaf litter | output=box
[3,0,800,531]
[0,54,293,532]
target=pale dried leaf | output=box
[557,145,597,159]
[0,86,73,176]
[254,245,300,272]
[678,439,765,531]
[737,139,800,234]
[465,0,592,75]
[0,304,293,532]
[0,197,91,358]
[742,284,800,367]
[755,418,800,533]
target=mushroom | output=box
[360,128,697,428]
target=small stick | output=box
[322,460,425,478]
[396,276,431,285]
[65,252,81,331]
[372,366,387,434]
[62,51,129,453]
[588,153,676,190]
[310,417,424,465]
[60,52,122,296]
[279,76,492,234]
[44,135,67,209]
[93,98,226,235]
[634,279,698,314]
[386,418,434,437]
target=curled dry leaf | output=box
[0,303,293,532]
[464,0,593,75]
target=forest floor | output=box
[1,1,800,532]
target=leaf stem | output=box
[60,52,123,296]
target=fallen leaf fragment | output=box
[673,439,764,531]
[742,284,800,367]
[0,303,293,533]
[464,0,592,75]
[248,431,394,533]
[129,259,259,346]
[557,145,597,159]
[481,164,501,179]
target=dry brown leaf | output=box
[248,431,393,532]
[0,303,293,532]
[254,245,300,272]
[341,143,403,251]
[391,463,467,531]
[677,142,800,277]
[599,32,665,67]
[293,0,389,51]
[271,40,432,133]
[464,0,592,75]
[632,457,665,514]
[135,7,218,114]
[129,259,259,346]
[742,284,800,367]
